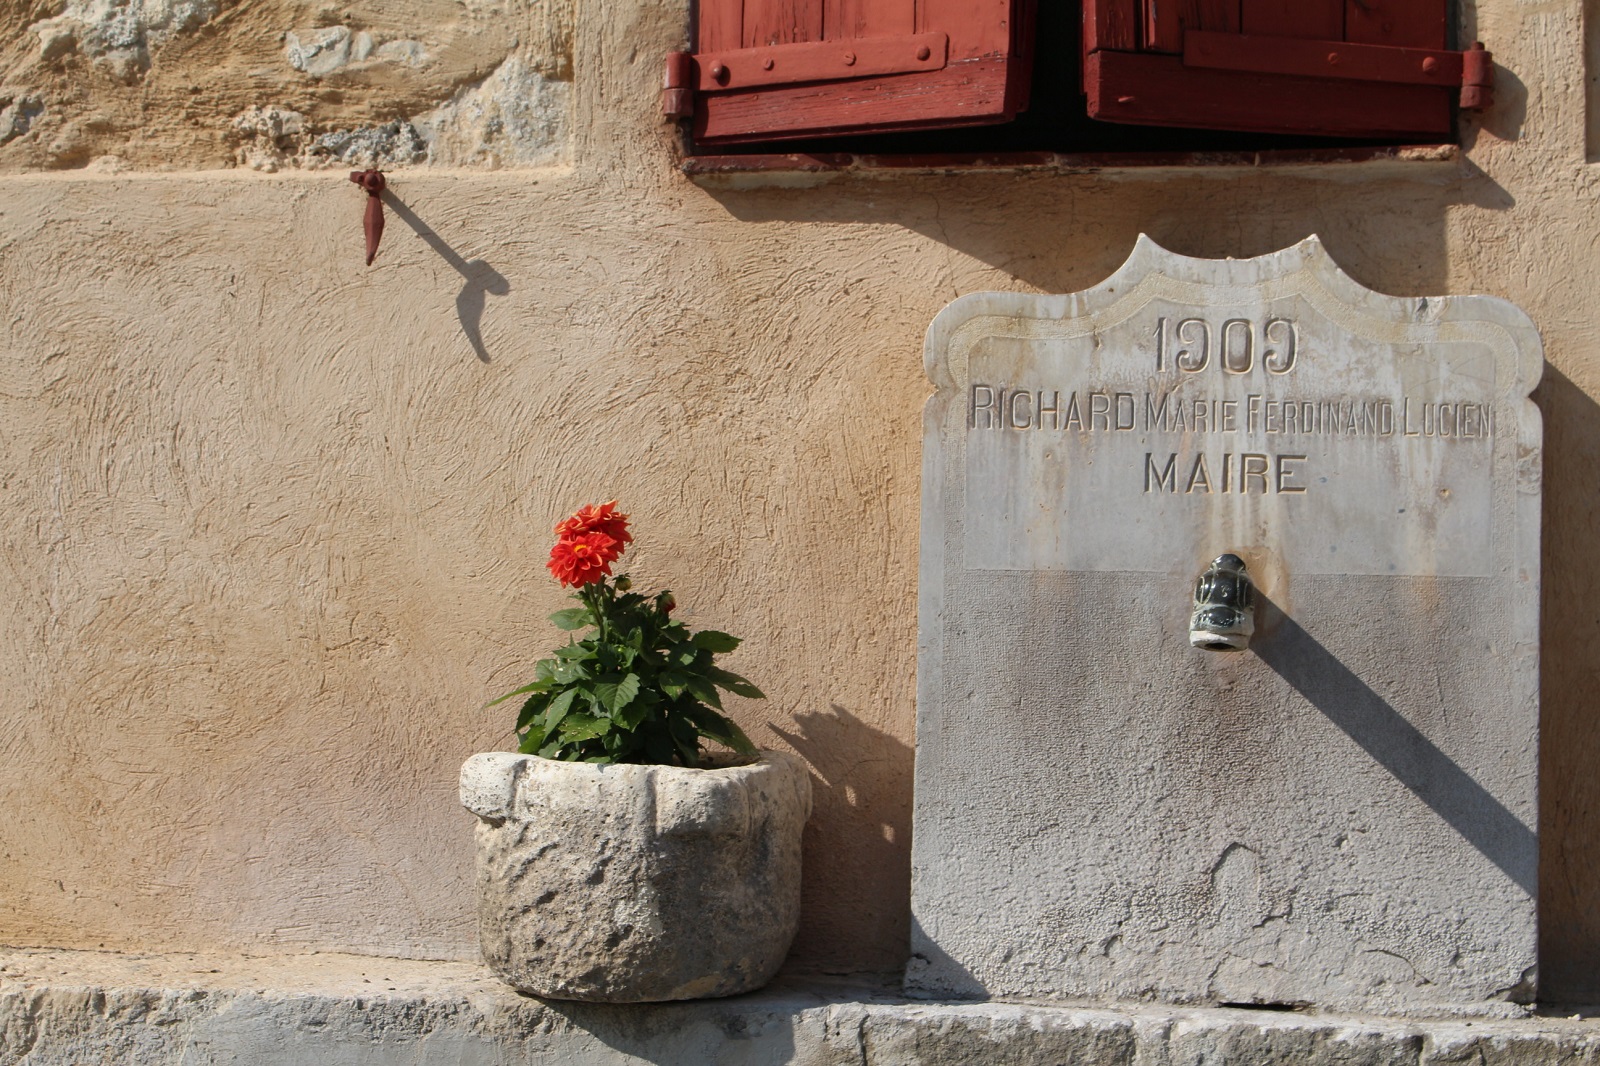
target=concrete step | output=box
[2,948,1598,1065]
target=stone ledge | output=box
[2,949,1598,1065]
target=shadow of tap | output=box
[1252,591,1537,898]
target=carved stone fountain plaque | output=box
[909,237,1541,1014]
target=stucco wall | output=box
[0,0,1598,1000]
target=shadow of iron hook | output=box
[380,189,510,363]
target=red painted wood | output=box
[698,0,743,53]
[823,0,912,39]
[744,0,824,47]
[1084,0,1139,52]
[1184,31,1463,86]
[1240,0,1340,40]
[1144,0,1241,56]
[695,56,1016,142]
[921,0,1013,59]
[1085,49,1450,136]
[1346,0,1446,49]
[1005,0,1035,114]
[691,0,1027,145]
[694,32,946,91]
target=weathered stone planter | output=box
[459,750,812,1002]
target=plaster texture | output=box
[0,0,1598,1001]
[910,238,1542,1014]
[460,750,812,1002]
[7,949,1600,1066]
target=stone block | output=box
[9,952,1600,1065]
[909,236,1542,1014]
[461,751,812,1002]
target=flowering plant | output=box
[488,502,761,767]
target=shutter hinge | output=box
[1184,33,1494,111]
[1459,42,1493,111]
[663,51,694,118]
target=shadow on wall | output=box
[1586,0,1600,161]
[693,164,1513,299]
[1534,364,1600,1004]
[1466,62,1528,147]
[383,191,510,363]
[1252,592,1538,898]
[771,704,913,975]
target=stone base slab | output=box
[2,949,1598,1065]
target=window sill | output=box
[682,143,1462,188]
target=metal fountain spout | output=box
[1190,554,1255,652]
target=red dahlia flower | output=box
[554,501,632,553]
[547,532,618,588]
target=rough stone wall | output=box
[0,0,574,171]
[0,0,1598,1003]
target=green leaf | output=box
[612,673,640,711]
[484,681,547,709]
[516,691,551,731]
[558,713,608,742]
[542,687,579,731]
[613,699,649,731]
[589,672,635,713]
[641,728,676,765]
[552,660,590,685]
[554,643,591,660]
[611,682,652,730]
[721,718,756,755]
[691,630,741,653]
[705,666,764,700]
[549,607,592,631]
[684,673,723,710]
[659,670,689,699]
[683,704,757,755]
[667,714,702,766]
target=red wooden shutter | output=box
[684,0,1033,144]
[1082,0,1481,138]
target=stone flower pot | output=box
[459,750,812,1002]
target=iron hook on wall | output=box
[349,169,386,265]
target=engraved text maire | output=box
[961,306,1499,576]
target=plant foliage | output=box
[489,580,761,766]
[488,503,762,767]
